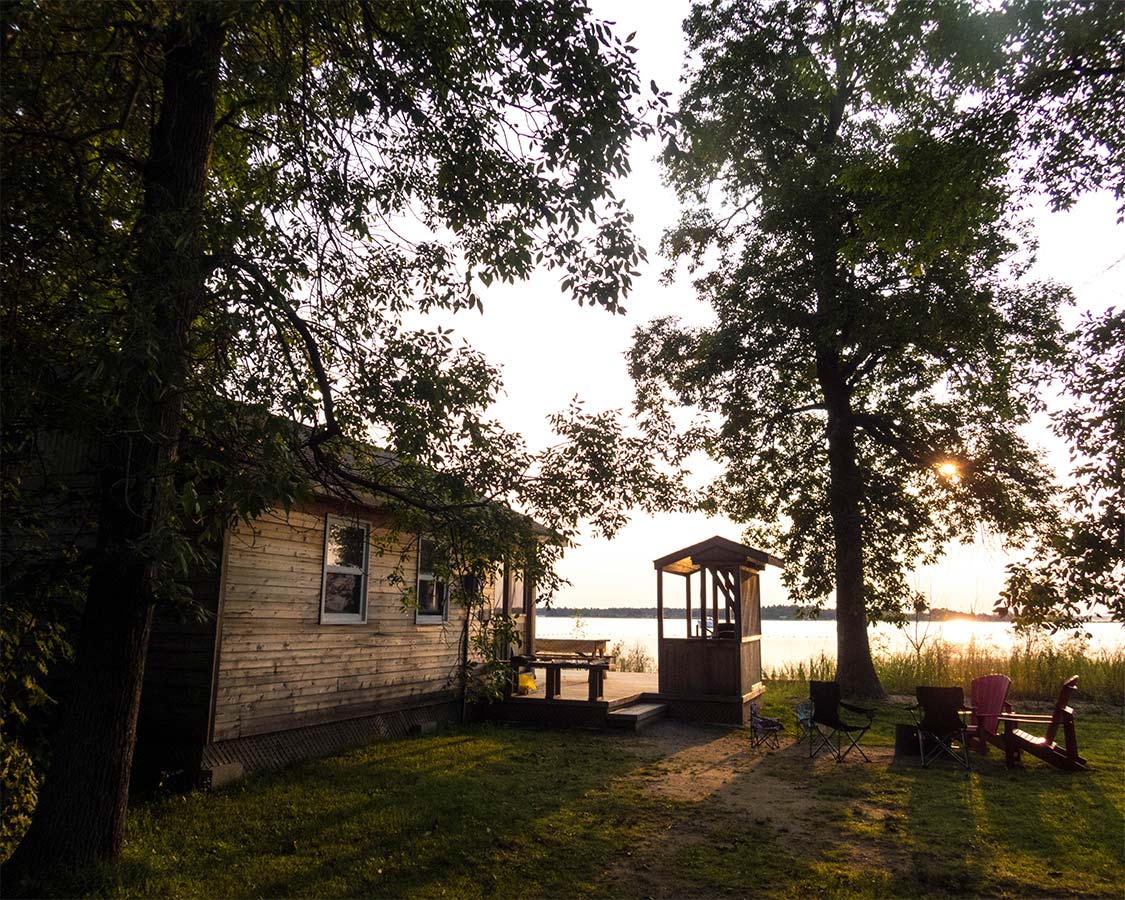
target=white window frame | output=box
[320,515,370,624]
[415,536,448,625]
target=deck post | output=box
[525,579,536,656]
[656,569,664,640]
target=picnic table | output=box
[533,638,610,659]
[513,654,610,702]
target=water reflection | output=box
[535,616,1124,670]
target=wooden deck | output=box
[485,670,661,729]
[522,669,658,703]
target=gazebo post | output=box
[685,573,692,639]
[712,569,719,633]
[699,567,707,637]
[734,567,743,637]
[656,569,664,641]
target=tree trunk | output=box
[818,351,884,699]
[10,6,225,871]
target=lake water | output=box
[536,615,1124,671]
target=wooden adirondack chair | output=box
[967,673,1012,754]
[998,675,1087,771]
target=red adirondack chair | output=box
[967,673,1012,754]
[998,675,1087,771]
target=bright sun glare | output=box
[936,461,960,482]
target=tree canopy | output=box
[1000,0,1125,215]
[2,0,672,869]
[631,0,1069,696]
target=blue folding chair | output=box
[749,702,783,750]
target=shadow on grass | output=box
[648,700,1124,900]
[16,711,1123,899]
[22,723,726,899]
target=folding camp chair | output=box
[795,700,814,746]
[808,681,875,762]
[911,686,971,772]
[749,702,782,750]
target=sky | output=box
[428,1,1124,612]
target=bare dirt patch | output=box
[596,720,911,897]
[621,719,845,817]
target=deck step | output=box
[606,702,667,731]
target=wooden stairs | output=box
[607,702,668,731]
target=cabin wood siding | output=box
[211,503,464,741]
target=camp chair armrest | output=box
[841,701,875,718]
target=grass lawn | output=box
[21,686,1125,898]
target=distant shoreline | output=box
[539,605,1015,622]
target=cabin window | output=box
[321,516,369,624]
[415,537,448,625]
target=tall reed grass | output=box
[764,634,1125,704]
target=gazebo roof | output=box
[653,535,784,575]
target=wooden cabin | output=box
[135,494,537,788]
[22,431,539,787]
[653,536,783,725]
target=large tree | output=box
[2,0,670,870]
[630,0,1066,696]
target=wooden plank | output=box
[213,687,459,741]
[217,650,458,676]
[220,676,456,719]
[216,628,460,647]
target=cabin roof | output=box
[653,535,783,575]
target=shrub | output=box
[609,640,654,673]
[1,737,39,863]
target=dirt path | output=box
[595,720,904,898]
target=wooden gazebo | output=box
[654,536,783,724]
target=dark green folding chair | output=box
[809,680,875,762]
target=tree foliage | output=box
[2,0,673,869]
[991,1,1125,625]
[1001,307,1125,629]
[1000,0,1125,215]
[631,0,1067,695]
